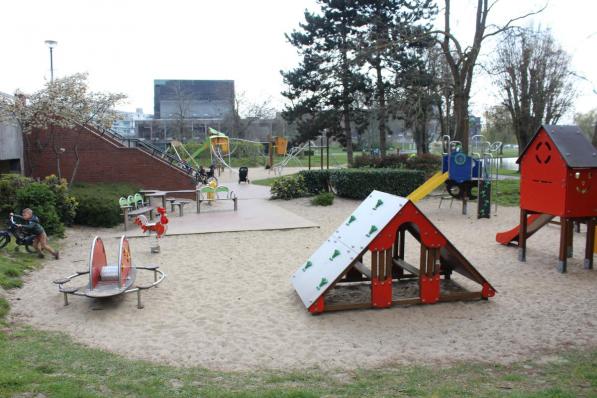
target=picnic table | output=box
[166,197,191,216]
[145,191,168,208]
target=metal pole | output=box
[49,47,54,82]
[320,136,323,170]
[308,140,311,170]
[326,133,330,169]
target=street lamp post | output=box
[44,40,57,82]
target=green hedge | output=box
[298,168,425,200]
[353,153,441,178]
[299,170,331,195]
[330,169,425,199]
[71,182,139,228]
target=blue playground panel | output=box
[442,154,481,183]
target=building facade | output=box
[112,108,151,136]
[153,80,235,120]
[0,91,24,174]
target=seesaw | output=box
[53,235,165,309]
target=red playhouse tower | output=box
[496,125,597,272]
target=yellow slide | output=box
[407,171,449,203]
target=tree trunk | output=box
[453,93,469,152]
[375,63,387,157]
[340,46,353,165]
[69,142,80,189]
[593,120,597,149]
[343,105,353,165]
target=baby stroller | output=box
[239,167,250,184]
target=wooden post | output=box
[558,217,568,273]
[585,218,595,270]
[518,209,528,262]
[392,229,404,279]
[566,218,574,258]
[268,135,274,169]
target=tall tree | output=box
[492,28,576,155]
[437,0,544,153]
[0,73,125,185]
[573,108,597,143]
[482,105,515,149]
[281,0,368,165]
[221,92,275,139]
[398,48,439,154]
[355,0,436,157]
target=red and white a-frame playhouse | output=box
[496,125,597,272]
[291,191,495,314]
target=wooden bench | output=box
[166,197,191,216]
[196,186,238,213]
[123,205,156,231]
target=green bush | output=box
[311,192,334,206]
[74,195,122,227]
[71,182,139,228]
[0,174,33,217]
[299,170,330,195]
[270,175,307,200]
[16,183,64,236]
[330,168,425,199]
[405,153,443,178]
[42,175,78,226]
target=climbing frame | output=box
[291,191,496,314]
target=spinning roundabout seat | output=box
[53,236,165,309]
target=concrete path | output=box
[118,182,318,238]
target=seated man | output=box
[14,208,59,259]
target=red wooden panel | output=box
[369,202,446,251]
[520,130,567,215]
[89,237,107,289]
[564,168,597,217]
[371,276,392,308]
[119,237,132,288]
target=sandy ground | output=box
[7,196,597,371]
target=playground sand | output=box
[8,196,597,371]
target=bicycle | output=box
[0,214,37,253]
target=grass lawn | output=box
[252,174,296,187]
[0,239,47,289]
[0,323,595,397]
[494,179,520,207]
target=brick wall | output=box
[24,125,195,194]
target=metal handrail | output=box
[90,124,197,176]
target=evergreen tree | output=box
[355,0,435,156]
[281,0,368,164]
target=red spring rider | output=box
[134,207,169,252]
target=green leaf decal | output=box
[366,225,378,237]
[373,199,384,210]
[346,215,356,226]
[316,277,328,291]
[302,260,313,272]
[329,249,341,261]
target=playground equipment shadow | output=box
[121,182,318,237]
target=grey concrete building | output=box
[154,80,235,120]
[0,91,23,174]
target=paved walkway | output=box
[118,182,318,238]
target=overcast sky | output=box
[1,0,596,122]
